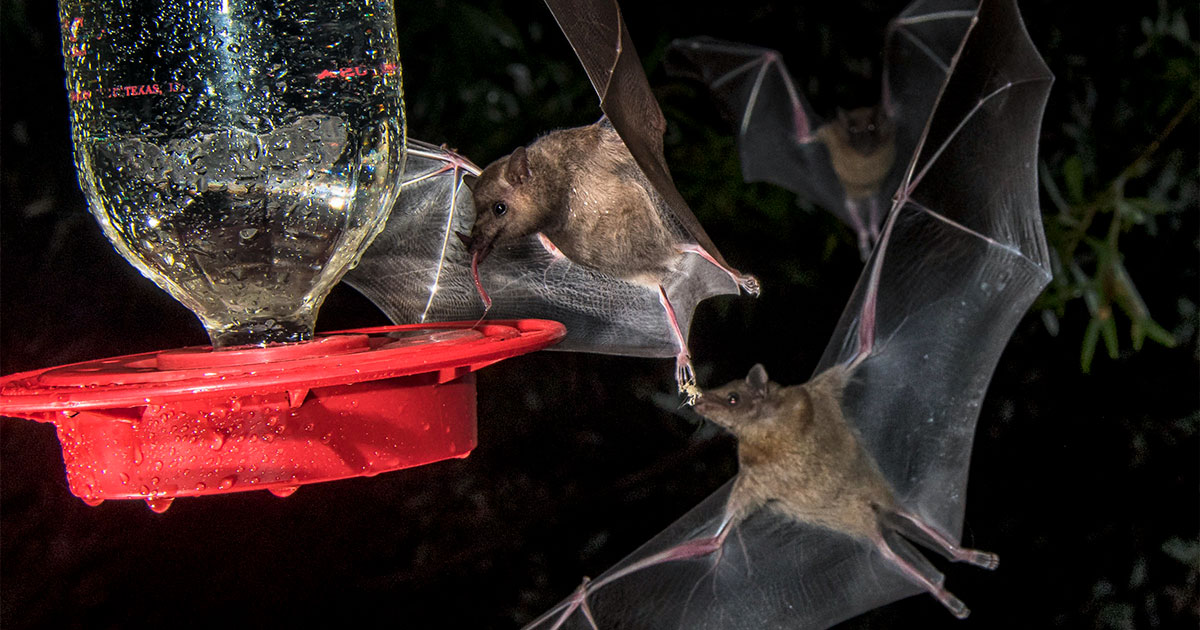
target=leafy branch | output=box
[1040,90,1197,371]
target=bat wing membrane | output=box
[523,481,918,630]
[881,0,978,219]
[666,37,848,225]
[345,141,731,358]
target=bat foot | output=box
[937,591,970,619]
[676,356,700,404]
[963,549,999,570]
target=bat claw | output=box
[677,360,700,405]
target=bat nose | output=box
[455,231,473,250]
[459,230,494,263]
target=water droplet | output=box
[218,475,237,490]
[80,497,105,507]
[269,485,299,498]
[119,472,130,484]
[239,228,258,240]
[206,431,226,450]
[145,497,175,513]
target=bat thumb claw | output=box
[738,274,762,296]
[455,231,473,249]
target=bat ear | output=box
[505,146,532,185]
[746,364,769,394]
[872,104,889,125]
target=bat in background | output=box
[345,0,759,400]
[525,0,1052,627]
[667,0,976,260]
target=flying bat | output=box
[668,0,977,260]
[524,0,1052,626]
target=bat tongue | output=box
[470,250,492,311]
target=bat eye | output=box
[727,392,740,406]
[493,202,508,216]
[867,123,877,132]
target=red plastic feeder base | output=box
[0,320,564,511]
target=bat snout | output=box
[459,230,495,264]
[455,231,473,250]
[692,394,718,417]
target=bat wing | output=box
[665,37,847,224]
[344,140,715,358]
[527,0,1052,627]
[818,0,1051,535]
[542,0,747,297]
[879,0,978,220]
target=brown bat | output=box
[694,364,998,618]
[668,0,977,260]
[348,0,759,400]
[462,117,758,398]
[815,105,897,204]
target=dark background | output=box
[2,1,1197,628]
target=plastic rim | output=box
[0,320,565,509]
[0,320,565,412]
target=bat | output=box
[524,0,1053,627]
[345,1,758,399]
[667,0,977,260]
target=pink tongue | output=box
[471,250,492,311]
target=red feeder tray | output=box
[0,320,565,511]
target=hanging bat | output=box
[667,0,977,260]
[345,1,758,399]
[524,0,1052,627]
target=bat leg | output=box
[868,196,884,246]
[882,509,999,569]
[658,285,699,402]
[678,243,761,296]
[844,198,874,261]
[877,529,970,619]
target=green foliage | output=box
[1037,0,1198,372]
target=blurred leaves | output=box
[1037,0,1198,372]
